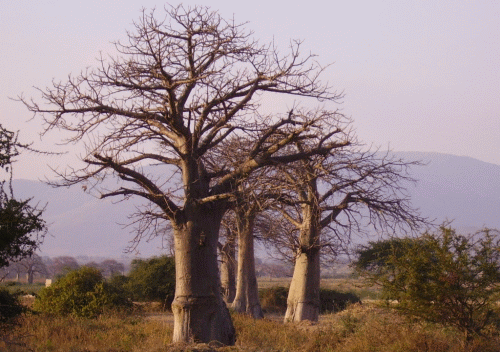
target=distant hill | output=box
[12,152,500,257]
[394,152,500,229]
[12,179,166,258]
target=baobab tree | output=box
[219,212,237,303]
[21,5,348,344]
[230,186,265,319]
[11,254,47,284]
[269,148,428,322]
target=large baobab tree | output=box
[21,5,348,344]
[270,148,428,322]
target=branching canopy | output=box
[20,5,347,228]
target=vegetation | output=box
[0,125,46,268]
[4,304,500,351]
[354,227,500,341]
[34,267,131,318]
[116,255,176,307]
[0,288,25,323]
[14,1,500,348]
[259,286,361,314]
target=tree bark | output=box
[284,210,321,323]
[232,210,264,318]
[284,246,321,322]
[27,268,34,284]
[171,206,235,344]
[220,238,236,304]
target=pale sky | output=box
[1,0,499,180]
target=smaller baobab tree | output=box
[269,147,429,322]
[219,212,237,303]
[12,253,47,284]
[214,123,350,319]
[229,179,269,319]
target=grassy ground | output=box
[3,304,500,351]
[2,281,499,351]
[1,281,46,295]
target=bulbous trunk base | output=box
[172,295,235,344]
[172,207,235,345]
[232,297,264,319]
[284,301,319,322]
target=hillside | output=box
[11,152,500,257]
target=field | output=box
[3,304,500,352]
[2,280,500,351]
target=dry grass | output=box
[233,304,500,352]
[2,304,500,351]
[1,312,172,352]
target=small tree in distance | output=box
[354,227,500,342]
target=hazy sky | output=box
[1,0,499,180]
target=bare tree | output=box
[230,191,265,318]
[46,256,80,278]
[98,259,125,277]
[21,5,347,344]
[269,148,429,322]
[12,254,47,284]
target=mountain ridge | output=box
[11,151,500,257]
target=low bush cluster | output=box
[259,286,289,313]
[108,255,175,309]
[34,267,131,318]
[355,227,500,341]
[320,289,361,313]
[259,286,360,314]
[0,288,25,323]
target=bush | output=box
[33,267,131,318]
[354,226,500,341]
[259,286,359,314]
[259,286,289,313]
[0,288,25,323]
[320,289,361,313]
[124,256,175,307]
[107,274,130,297]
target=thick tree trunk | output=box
[171,206,235,344]
[284,204,321,323]
[232,211,264,319]
[27,269,34,284]
[284,246,321,322]
[220,238,236,304]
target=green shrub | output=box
[259,286,359,314]
[107,274,131,297]
[33,267,131,318]
[354,227,500,342]
[319,289,361,313]
[0,288,25,323]
[259,286,289,313]
[124,256,175,307]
